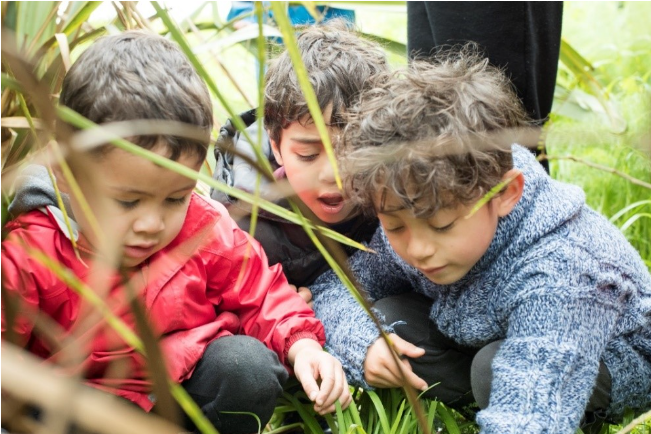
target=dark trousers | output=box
[180,335,289,434]
[373,292,611,417]
[407,1,563,125]
[407,1,563,173]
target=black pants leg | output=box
[407,1,563,125]
[181,335,289,434]
[373,292,478,407]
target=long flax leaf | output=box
[27,247,220,433]
[389,400,406,434]
[27,248,143,352]
[436,405,460,434]
[282,392,323,433]
[61,2,102,37]
[366,391,391,434]
[23,2,59,55]
[244,0,269,245]
[619,213,651,233]
[151,1,273,178]
[609,200,651,222]
[426,400,437,429]
[336,399,349,432]
[466,172,518,219]
[269,1,342,189]
[49,139,105,248]
[45,163,83,261]
[347,392,364,428]
[285,197,429,433]
[56,107,370,252]
[559,38,626,133]
[13,84,85,260]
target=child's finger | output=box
[297,286,313,304]
[320,363,346,409]
[392,334,425,358]
[295,364,320,402]
[338,382,352,410]
[399,358,428,391]
[367,362,404,388]
[315,402,337,415]
[315,362,336,406]
[318,368,343,410]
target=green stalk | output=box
[151,1,273,179]
[56,106,370,252]
[269,2,342,189]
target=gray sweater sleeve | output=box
[476,259,621,434]
[310,227,415,386]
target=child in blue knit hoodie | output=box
[314,47,651,433]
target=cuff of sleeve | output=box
[284,331,321,360]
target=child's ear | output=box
[495,168,524,217]
[270,139,284,166]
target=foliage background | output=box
[1,1,650,433]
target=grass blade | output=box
[269,2,342,189]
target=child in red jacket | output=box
[1,31,350,434]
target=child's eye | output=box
[384,225,404,234]
[297,153,319,162]
[166,196,188,206]
[116,199,139,209]
[432,222,454,233]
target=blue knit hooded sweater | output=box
[310,145,651,434]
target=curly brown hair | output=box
[342,44,535,217]
[60,31,213,162]
[263,19,389,145]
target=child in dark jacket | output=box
[211,21,438,397]
[211,21,384,291]
[1,31,350,434]
[323,47,651,433]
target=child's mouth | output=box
[318,194,345,214]
[123,244,157,260]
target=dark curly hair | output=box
[342,44,534,218]
[263,19,389,145]
[60,30,213,162]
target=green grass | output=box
[2,2,650,434]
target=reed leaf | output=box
[269,1,341,189]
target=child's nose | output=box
[407,231,436,263]
[318,159,336,184]
[133,212,165,234]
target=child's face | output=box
[377,194,503,285]
[63,146,201,268]
[271,115,356,224]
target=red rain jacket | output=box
[1,193,324,410]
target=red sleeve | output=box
[2,223,42,347]
[203,217,325,368]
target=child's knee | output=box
[183,336,289,433]
[207,335,289,389]
[470,340,503,409]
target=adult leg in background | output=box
[407,1,564,171]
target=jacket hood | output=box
[469,144,586,277]
[8,164,73,218]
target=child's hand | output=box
[289,284,314,309]
[364,333,428,391]
[288,339,352,414]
